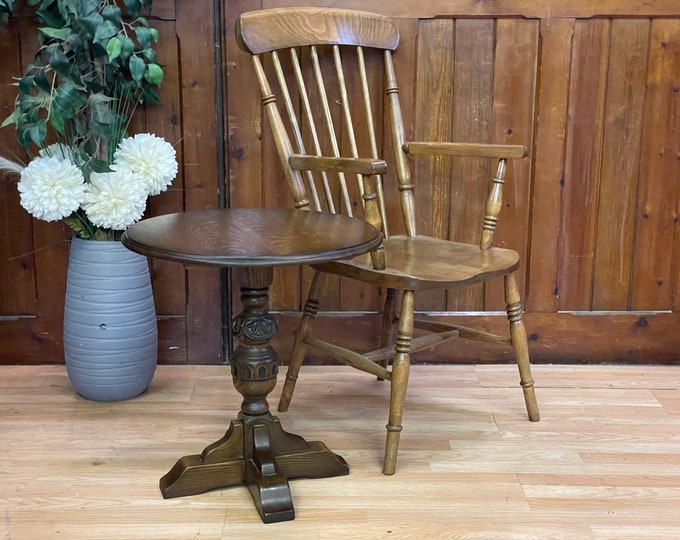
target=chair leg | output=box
[383,290,414,475]
[377,288,399,379]
[278,270,325,413]
[504,274,540,422]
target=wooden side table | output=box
[121,208,382,523]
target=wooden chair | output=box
[235,7,540,475]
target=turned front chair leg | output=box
[383,290,414,475]
[504,273,540,422]
[278,270,325,413]
[377,287,399,378]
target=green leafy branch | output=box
[1,0,163,163]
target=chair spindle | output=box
[251,54,309,209]
[481,159,507,249]
[311,45,353,216]
[271,50,322,211]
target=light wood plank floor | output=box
[2,363,680,539]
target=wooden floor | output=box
[2,363,680,539]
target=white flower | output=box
[113,133,178,196]
[39,143,77,164]
[18,156,85,222]
[82,169,149,230]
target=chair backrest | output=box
[235,8,520,257]
[235,8,409,242]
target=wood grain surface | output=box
[2,363,680,538]
[122,208,381,267]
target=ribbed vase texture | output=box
[64,237,157,401]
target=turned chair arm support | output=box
[289,154,388,176]
[402,141,527,250]
[402,142,527,159]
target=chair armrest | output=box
[288,154,388,175]
[402,142,527,159]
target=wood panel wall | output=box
[225,0,680,364]
[0,0,223,364]
[1,1,679,366]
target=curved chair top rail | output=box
[236,7,400,54]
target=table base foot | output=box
[160,414,349,523]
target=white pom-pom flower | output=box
[81,168,149,230]
[18,156,85,222]
[39,143,77,164]
[113,133,178,196]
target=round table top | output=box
[121,208,382,267]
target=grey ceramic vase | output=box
[63,237,158,401]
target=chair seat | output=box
[313,235,520,290]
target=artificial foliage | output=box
[1,0,162,161]
[0,0,177,240]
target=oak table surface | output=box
[121,207,382,267]
[121,208,382,524]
